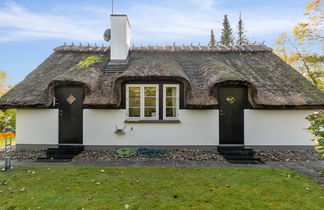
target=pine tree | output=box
[209,29,216,46]
[221,15,234,45]
[237,13,248,45]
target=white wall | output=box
[83,109,219,145]
[245,110,314,146]
[15,109,316,147]
[16,109,58,145]
[110,15,130,61]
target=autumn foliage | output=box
[273,0,323,90]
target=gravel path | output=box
[72,149,225,161]
[255,150,322,162]
[1,148,322,162]
[0,146,45,161]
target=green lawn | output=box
[0,166,323,209]
[0,137,15,147]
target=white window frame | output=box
[126,84,159,121]
[163,84,180,120]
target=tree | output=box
[221,15,234,45]
[0,70,9,96]
[0,70,16,131]
[237,13,248,45]
[273,0,323,90]
[209,29,216,46]
[0,109,16,131]
[293,0,323,45]
[306,111,324,157]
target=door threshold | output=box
[219,144,244,147]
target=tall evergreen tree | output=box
[237,13,248,45]
[221,15,234,45]
[209,29,216,46]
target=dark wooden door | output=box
[218,86,248,145]
[55,86,83,144]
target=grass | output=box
[0,137,15,147]
[0,166,323,209]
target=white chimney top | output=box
[109,14,131,64]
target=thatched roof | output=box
[0,44,323,109]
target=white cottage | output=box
[0,15,323,154]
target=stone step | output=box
[218,145,264,164]
[219,150,254,155]
[37,146,84,161]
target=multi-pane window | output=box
[164,84,179,119]
[126,84,179,121]
[126,84,159,120]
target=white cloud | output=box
[0,0,304,45]
[127,1,302,45]
[188,0,215,11]
[0,1,104,43]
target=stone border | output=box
[15,144,315,151]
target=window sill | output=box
[124,120,181,123]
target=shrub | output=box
[306,111,324,156]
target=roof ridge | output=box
[54,44,272,53]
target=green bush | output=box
[306,111,324,156]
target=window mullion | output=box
[163,85,166,119]
[156,85,159,119]
[177,86,179,117]
[126,86,129,117]
[140,85,144,119]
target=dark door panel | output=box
[218,87,247,145]
[55,86,83,144]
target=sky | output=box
[0,0,309,84]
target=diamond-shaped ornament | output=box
[66,95,76,104]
